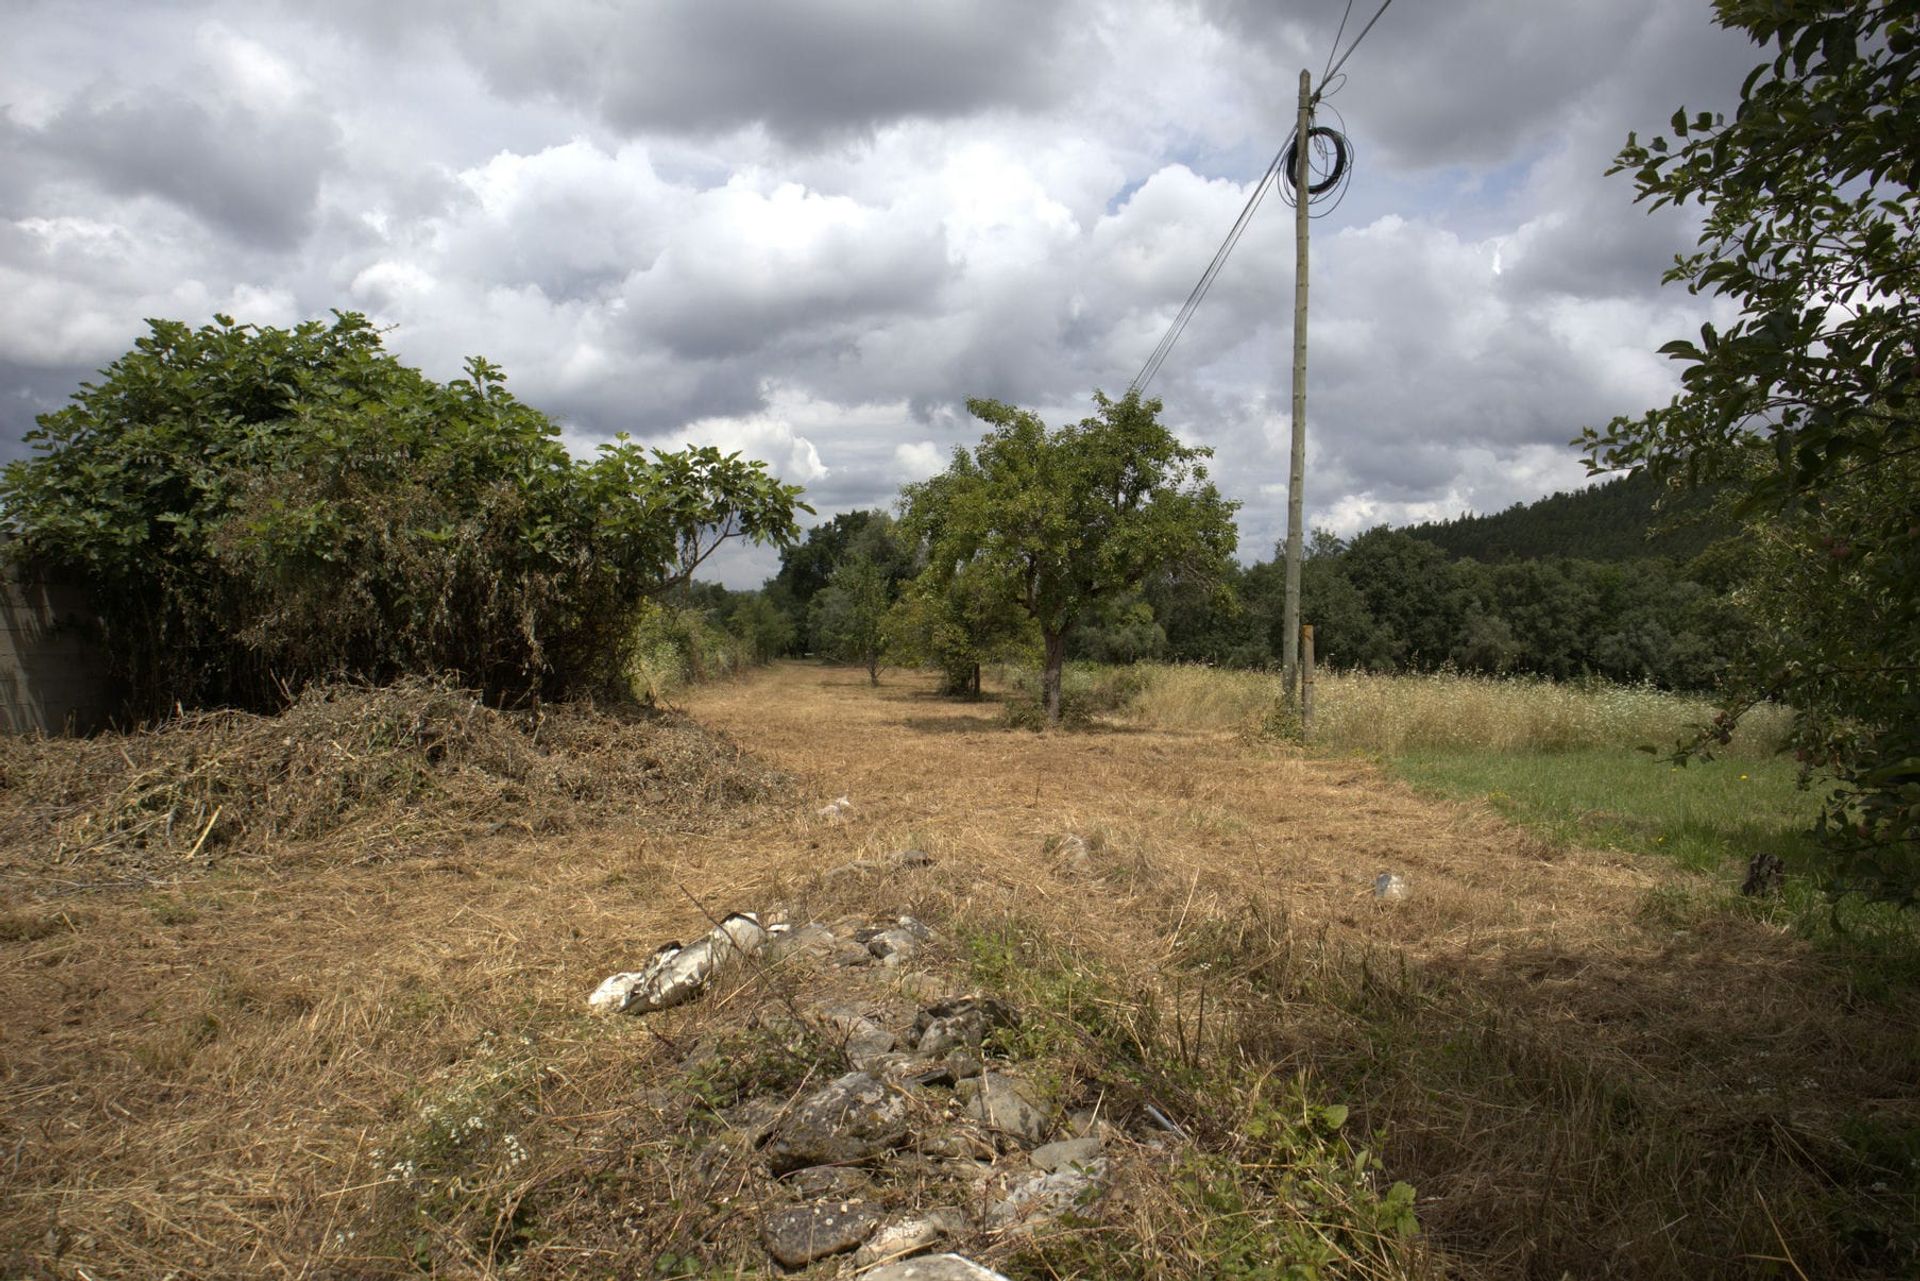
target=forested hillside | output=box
[1402,471,1727,563]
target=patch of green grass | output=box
[1390,746,1920,989]
[1390,747,1820,872]
[142,894,203,926]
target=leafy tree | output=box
[886,560,1036,696]
[717,591,797,664]
[1338,529,1466,670]
[0,313,808,712]
[1581,1,1919,901]
[810,553,893,684]
[1404,471,1728,563]
[1067,592,1168,665]
[768,508,916,650]
[905,391,1238,725]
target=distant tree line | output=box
[1140,527,1749,691]
[763,475,1752,695]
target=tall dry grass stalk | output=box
[1121,663,1792,757]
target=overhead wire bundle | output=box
[1127,0,1390,395]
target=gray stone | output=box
[850,1207,968,1268]
[893,972,947,1003]
[1030,1135,1103,1172]
[862,1256,1010,1281]
[780,1165,873,1199]
[889,847,935,869]
[869,1052,956,1089]
[955,1072,1052,1147]
[874,936,921,967]
[760,1200,877,1268]
[868,917,933,966]
[911,997,1016,1058]
[762,1072,912,1174]
[1051,832,1097,875]
[1065,1108,1105,1137]
[942,1049,984,1081]
[829,940,876,968]
[767,922,837,961]
[814,1005,897,1069]
[986,1159,1110,1230]
[588,912,769,1014]
[920,1129,993,1160]
[1373,872,1409,900]
[718,1096,785,1146]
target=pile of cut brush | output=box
[0,678,786,879]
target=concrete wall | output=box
[0,570,115,735]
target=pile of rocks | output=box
[589,889,1124,1275]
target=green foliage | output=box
[1580,1,1920,902]
[961,922,1421,1281]
[767,508,915,652]
[885,558,1037,696]
[1202,528,1748,689]
[682,1022,845,1123]
[1404,471,1729,563]
[904,390,1238,725]
[717,591,796,664]
[808,551,894,684]
[628,601,760,701]
[0,314,808,713]
[998,661,1149,730]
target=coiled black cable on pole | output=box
[1283,127,1349,196]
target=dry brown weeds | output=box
[0,677,785,884]
[0,663,1914,1279]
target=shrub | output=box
[0,314,806,714]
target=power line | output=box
[1322,0,1357,84]
[1323,0,1394,85]
[1129,137,1292,396]
[1130,0,1392,396]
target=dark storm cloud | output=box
[0,0,1782,584]
[0,360,91,464]
[16,90,340,250]
[318,0,1078,144]
[1197,0,1756,171]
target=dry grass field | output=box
[2,662,1915,1278]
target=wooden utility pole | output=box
[1300,623,1315,736]
[1282,68,1312,707]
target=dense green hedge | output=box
[0,313,805,714]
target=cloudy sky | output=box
[1,0,1761,585]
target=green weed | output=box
[959,919,1425,1281]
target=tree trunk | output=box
[1042,630,1066,727]
[971,662,981,699]
[866,652,880,686]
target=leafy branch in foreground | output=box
[1581,1,1918,902]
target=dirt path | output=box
[680,664,1920,1277]
[684,664,1797,1067]
[3,662,1913,1279]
